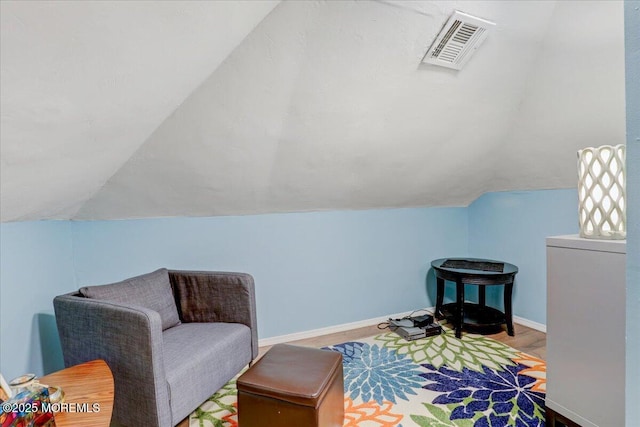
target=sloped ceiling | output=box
[0,0,279,221]
[0,1,625,222]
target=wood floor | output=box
[176,321,546,427]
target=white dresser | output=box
[546,235,626,427]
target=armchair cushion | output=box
[163,322,252,423]
[79,268,181,331]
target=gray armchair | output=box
[53,269,258,427]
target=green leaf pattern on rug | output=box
[374,331,519,371]
[191,378,238,427]
[410,403,475,427]
[192,408,227,427]
[411,398,544,427]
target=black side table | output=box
[431,258,518,338]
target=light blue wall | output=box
[0,221,74,380]
[468,189,578,325]
[71,207,468,339]
[0,189,594,383]
[624,2,639,425]
[0,192,583,381]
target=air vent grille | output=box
[422,11,495,70]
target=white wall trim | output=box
[258,308,432,347]
[259,309,546,346]
[513,315,547,333]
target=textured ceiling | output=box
[0,0,279,221]
[0,1,626,222]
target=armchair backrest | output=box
[168,270,259,359]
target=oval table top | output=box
[431,257,518,274]
[431,257,518,284]
[39,359,114,427]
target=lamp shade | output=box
[577,144,626,239]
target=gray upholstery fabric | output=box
[163,323,252,424]
[53,294,172,427]
[54,270,258,427]
[169,271,259,359]
[80,268,181,331]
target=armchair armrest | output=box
[168,271,258,359]
[53,294,171,427]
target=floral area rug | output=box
[190,329,546,427]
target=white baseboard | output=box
[258,308,435,347]
[259,308,546,347]
[513,315,547,333]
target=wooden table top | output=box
[39,359,114,427]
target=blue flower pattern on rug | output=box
[421,363,545,427]
[330,342,425,405]
[331,341,366,363]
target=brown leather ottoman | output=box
[237,343,344,427]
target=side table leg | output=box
[479,285,486,308]
[435,277,444,319]
[504,282,514,336]
[455,280,464,338]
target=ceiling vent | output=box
[422,11,495,70]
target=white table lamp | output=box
[577,144,626,239]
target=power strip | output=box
[388,316,442,341]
